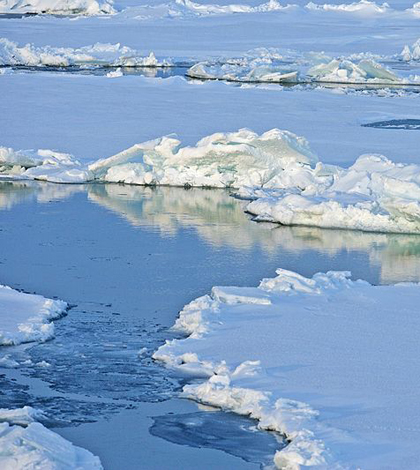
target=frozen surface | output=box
[0,408,102,469]
[154,268,420,469]
[0,284,67,346]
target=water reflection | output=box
[1,180,420,284]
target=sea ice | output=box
[154,268,420,469]
[0,284,67,345]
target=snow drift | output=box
[0,284,67,345]
[0,0,115,15]
[154,268,420,469]
[0,407,102,469]
[0,39,169,68]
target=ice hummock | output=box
[0,407,102,469]
[0,39,171,68]
[2,128,420,233]
[401,38,420,61]
[0,0,115,15]
[153,268,420,469]
[0,284,67,345]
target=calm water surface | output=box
[1,180,420,468]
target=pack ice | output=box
[0,284,67,345]
[0,39,169,68]
[154,268,420,469]
[0,0,115,15]
[0,407,102,469]
[2,127,420,233]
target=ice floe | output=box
[0,39,170,68]
[305,0,390,15]
[0,284,67,345]
[0,407,102,469]
[154,268,420,469]
[0,0,114,15]
[2,127,420,233]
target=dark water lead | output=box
[362,119,420,130]
[150,410,286,468]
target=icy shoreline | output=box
[2,127,420,234]
[153,268,420,469]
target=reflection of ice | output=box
[1,181,420,283]
[0,180,86,209]
[87,183,420,283]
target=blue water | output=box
[1,180,420,468]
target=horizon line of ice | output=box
[0,0,115,15]
[2,127,420,234]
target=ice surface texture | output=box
[0,284,67,345]
[2,128,420,233]
[154,268,420,469]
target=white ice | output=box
[154,268,420,469]
[0,284,67,345]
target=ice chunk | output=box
[401,38,420,61]
[89,128,318,188]
[0,284,67,346]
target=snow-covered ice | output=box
[0,408,102,469]
[0,284,67,345]
[154,268,420,469]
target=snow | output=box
[0,408,102,469]
[154,268,420,469]
[0,284,67,345]
[0,39,169,67]
[305,0,390,15]
[0,0,115,15]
